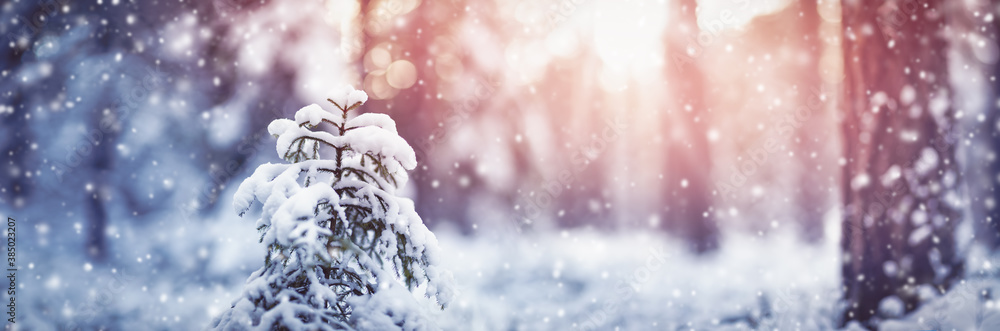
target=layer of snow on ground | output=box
[430,226,842,330]
[18,208,1000,330]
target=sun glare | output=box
[696,0,793,31]
[592,0,669,90]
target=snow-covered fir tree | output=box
[210,86,454,330]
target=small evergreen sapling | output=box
[210,86,454,330]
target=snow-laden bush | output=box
[210,86,454,331]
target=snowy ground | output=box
[431,223,842,330]
[879,244,1000,331]
[14,209,1000,330]
[430,221,1000,331]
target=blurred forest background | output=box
[4,0,1000,329]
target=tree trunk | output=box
[550,51,614,229]
[664,0,719,253]
[985,55,1000,247]
[839,0,964,326]
[365,0,471,230]
[0,94,30,208]
[970,4,1000,248]
[792,0,830,242]
[86,126,114,262]
[85,187,108,261]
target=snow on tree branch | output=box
[212,86,454,331]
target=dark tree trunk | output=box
[0,94,30,208]
[86,117,115,262]
[85,187,108,261]
[664,0,719,253]
[839,0,963,326]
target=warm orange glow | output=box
[386,60,418,89]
